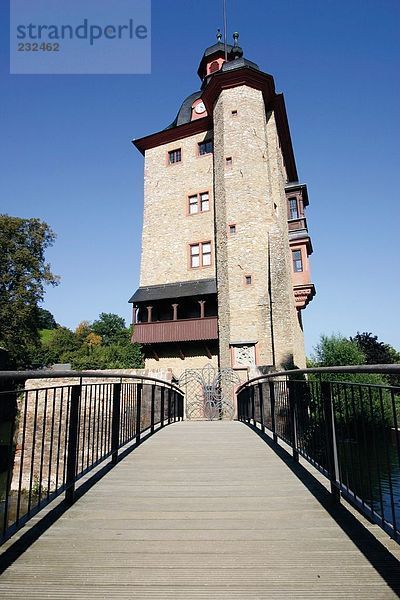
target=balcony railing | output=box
[132,316,218,344]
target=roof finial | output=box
[216,28,222,42]
[233,32,239,47]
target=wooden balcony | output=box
[132,316,218,345]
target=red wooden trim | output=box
[133,117,213,155]
[132,316,218,344]
[201,67,298,182]
[133,67,298,184]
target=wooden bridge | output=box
[1,420,400,599]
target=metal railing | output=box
[0,371,184,544]
[236,365,400,543]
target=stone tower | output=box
[130,35,315,381]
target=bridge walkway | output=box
[0,421,399,598]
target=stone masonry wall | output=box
[145,351,218,380]
[140,130,215,287]
[213,85,306,371]
[11,369,174,494]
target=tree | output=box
[310,334,366,368]
[40,327,80,366]
[91,313,127,345]
[0,215,59,368]
[351,332,400,388]
[37,308,58,330]
[351,332,400,365]
[35,315,143,370]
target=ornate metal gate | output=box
[178,364,240,420]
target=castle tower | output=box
[130,34,315,380]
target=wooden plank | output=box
[0,421,399,599]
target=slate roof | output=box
[165,91,202,130]
[129,278,217,303]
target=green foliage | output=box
[35,315,143,370]
[351,331,400,365]
[37,308,58,330]
[0,215,59,368]
[310,334,366,368]
[39,327,80,366]
[39,329,57,345]
[92,313,127,345]
[308,333,398,426]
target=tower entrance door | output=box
[178,364,240,420]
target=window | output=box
[231,110,238,116]
[188,192,210,214]
[245,275,252,285]
[229,224,237,235]
[200,192,209,211]
[168,148,181,164]
[188,195,198,214]
[292,250,303,273]
[209,60,220,73]
[190,241,212,268]
[288,197,298,219]
[225,157,232,168]
[198,140,213,155]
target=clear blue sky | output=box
[1,0,399,356]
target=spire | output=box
[230,32,243,60]
[216,29,222,42]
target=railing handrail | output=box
[0,371,185,544]
[0,370,183,393]
[236,366,400,542]
[237,364,400,393]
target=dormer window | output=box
[209,61,220,73]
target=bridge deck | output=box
[1,421,399,598]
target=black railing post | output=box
[136,383,142,445]
[173,391,177,423]
[65,383,81,506]
[237,392,242,421]
[111,381,121,465]
[150,385,155,434]
[321,381,341,502]
[251,386,256,425]
[269,380,278,443]
[179,393,184,420]
[160,387,165,427]
[167,389,172,424]
[258,383,265,432]
[288,379,299,462]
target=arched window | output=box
[209,61,220,74]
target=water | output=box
[338,428,400,530]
